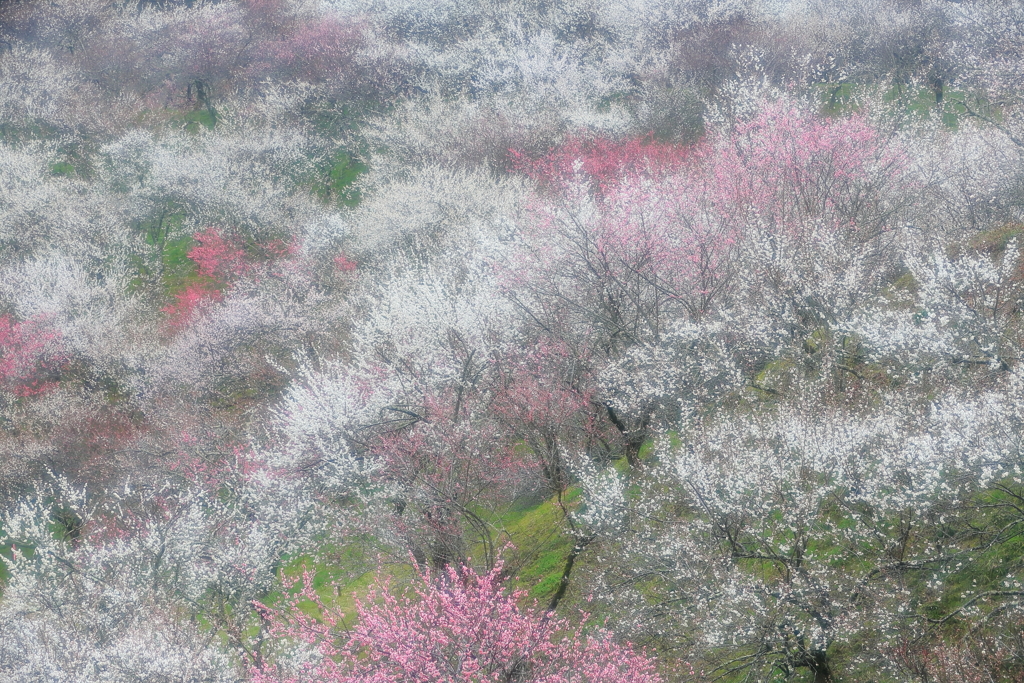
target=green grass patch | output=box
[159,234,201,295]
[815,80,990,131]
[817,82,859,116]
[969,222,1024,256]
[128,208,209,298]
[266,540,415,626]
[314,150,367,208]
[49,161,76,177]
[179,108,217,133]
[486,491,577,603]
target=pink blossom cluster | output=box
[512,134,692,195]
[0,314,65,397]
[253,562,661,683]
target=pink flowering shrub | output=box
[188,227,249,282]
[253,562,661,683]
[160,282,223,334]
[332,253,358,273]
[163,228,293,333]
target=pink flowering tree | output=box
[512,132,731,337]
[252,562,661,683]
[0,314,65,398]
[507,100,905,465]
[491,338,598,495]
[375,386,529,570]
[511,135,692,197]
[512,101,901,336]
[719,101,897,235]
[507,134,739,467]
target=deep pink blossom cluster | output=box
[253,562,661,683]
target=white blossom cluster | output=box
[0,463,321,681]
